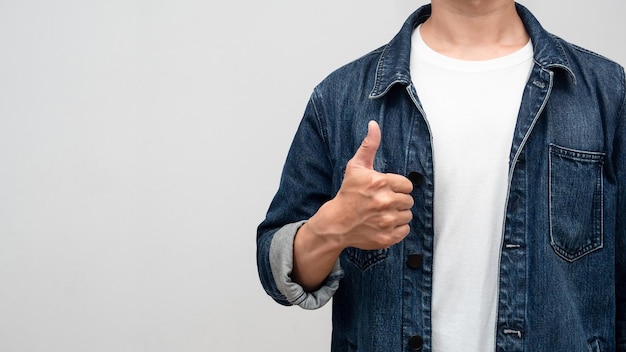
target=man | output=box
[257,1,626,351]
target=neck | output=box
[421,0,529,60]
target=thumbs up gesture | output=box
[306,121,414,250]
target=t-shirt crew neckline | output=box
[414,25,534,72]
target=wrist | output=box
[300,203,347,256]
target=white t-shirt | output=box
[410,26,533,351]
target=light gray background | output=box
[0,1,624,351]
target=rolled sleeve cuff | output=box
[269,220,343,310]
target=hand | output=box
[306,120,414,250]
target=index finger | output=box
[385,173,414,194]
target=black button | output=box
[408,335,424,351]
[407,254,423,269]
[408,171,424,186]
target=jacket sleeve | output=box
[256,91,343,309]
[268,220,343,309]
[616,67,626,352]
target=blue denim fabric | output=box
[257,3,626,351]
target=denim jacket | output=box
[257,4,626,351]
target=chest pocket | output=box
[549,144,605,262]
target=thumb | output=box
[351,120,381,169]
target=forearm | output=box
[292,221,344,292]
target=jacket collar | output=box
[370,3,576,98]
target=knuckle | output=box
[369,174,389,189]
[375,234,395,248]
[374,214,395,229]
[367,194,392,212]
